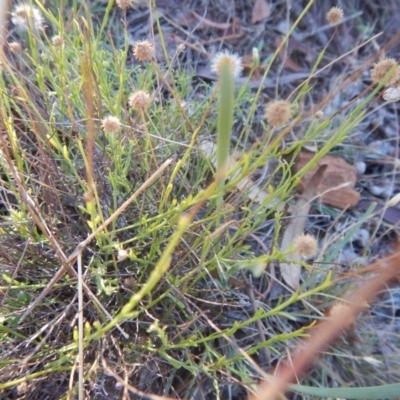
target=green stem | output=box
[216,61,235,216]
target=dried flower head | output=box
[265,100,291,126]
[8,42,22,54]
[102,116,121,133]
[371,58,400,86]
[177,43,186,54]
[128,90,151,111]
[116,0,133,9]
[293,234,317,258]
[83,189,93,203]
[16,381,29,396]
[11,4,44,31]
[326,6,343,25]
[123,277,135,289]
[133,40,155,62]
[117,249,129,262]
[52,35,64,47]
[211,50,243,79]
[315,110,324,119]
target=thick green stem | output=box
[216,61,235,214]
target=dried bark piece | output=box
[293,151,360,209]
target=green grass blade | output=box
[290,382,400,399]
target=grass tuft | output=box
[1,1,400,399]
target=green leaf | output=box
[290,382,400,399]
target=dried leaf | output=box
[292,151,360,209]
[387,192,400,207]
[252,0,271,24]
[383,86,400,102]
[279,165,327,289]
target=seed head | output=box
[102,116,121,133]
[211,50,243,79]
[328,302,351,319]
[117,249,129,262]
[12,4,44,31]
[326,6,344,25]
[265,100,291,126]
[128,90,151,111]
[8,42,22,54]
[293,234,317,259]
[177,43,186,54]
[371,58,400,86]
[328,301,368,320]
[16,381,29,396]
[52,35,64,47]
[15,7,27,17]
[315,110,324,119]
[116,0,133,9]
[133,40,155,62]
